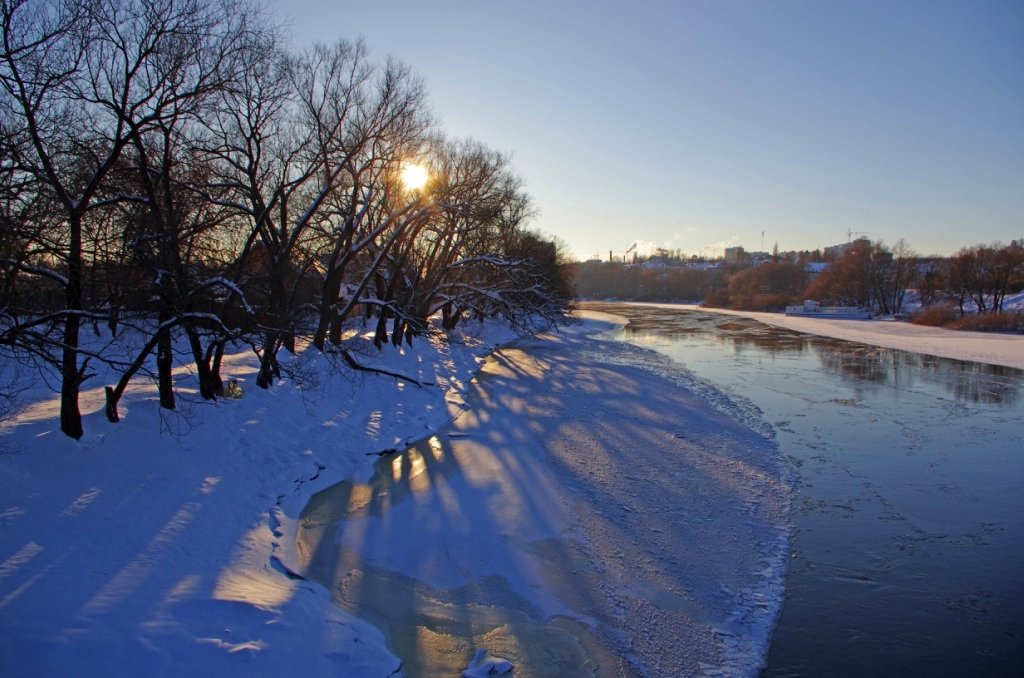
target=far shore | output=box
[582,302,1024,370]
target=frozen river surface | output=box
[593,302,1024,677]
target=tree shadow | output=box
[294,329,790,676]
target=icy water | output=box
[586,302,1024,677]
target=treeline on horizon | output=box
[574,239,1024,332]
[0,0,573,439]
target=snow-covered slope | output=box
[0,322,514,677]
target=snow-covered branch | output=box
[447,255,528,270]
[195,276,255,314]
[1,258,70,287]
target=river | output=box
[588,302,1024,676]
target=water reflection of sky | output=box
[612,306,1022,407]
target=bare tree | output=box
[890,239,918,314]
[373,138,534,344]
[308,56,432,352]
[873,239,917,315]
[988,242,1024,313]
[3,1,574,437]
[721,261,808,311]
[945,248,978,316]
[946,242,1024,316]
[1,0,121,438]
[804,239,874,309]
[204,38,432,386]
[2,0,264,434]
[101,0,258,419]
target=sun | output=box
[400,163,429,191]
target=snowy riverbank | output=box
[1,312,793,676]
[283,317,791,675]
[620,303,1024,370]
[0,321,516,676]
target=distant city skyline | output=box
[281,1,1024,260]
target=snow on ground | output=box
[0,312,793,677]
[3,300,1017,677]
[627,303,1024,370]
[0,321,515,677]
[281,316,792,676]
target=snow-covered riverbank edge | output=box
[611,302,1024,370]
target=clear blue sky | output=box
[279,0,1024,261]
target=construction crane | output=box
[625,242,637,263]
[847,229,869,242]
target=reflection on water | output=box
[585,303,1024,677]
[610,305,1021,406]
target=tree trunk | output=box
[104,386,120,423]
[59,315,83,439]
[156,318,176,410]
[256,330,280,388]
[211,340,227,395]
[259,257,288,381]
[186,328,217,401]
[373,308,389,349]
[107,305,120,336]
[391,315,404,347]
[441,303,462,330]
[104,331,163,423]
[59,214,84,439]
[328,307,344,345]
[314,267,344,350]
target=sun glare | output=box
[400,163,429,191]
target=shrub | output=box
[702,288,731,308]
[732,293,793,312]
[723,261,807,311]
[948,311,1024,334]
[910,305,958,327]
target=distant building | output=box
[636,258,672,269]
[686,261,724,271]
[724,246,744,263]
[825,237,870,259]
[747,251,771,264]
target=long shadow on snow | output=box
[296,329,790,676]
